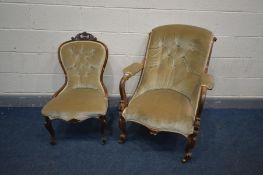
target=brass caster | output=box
[149,130,158,136]
[50,138,56,145]
[118,134,126,144]
[181,154,191,163]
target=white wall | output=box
[0,0,263,97]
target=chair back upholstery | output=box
[134,25,214,103]
[59,33,108,95]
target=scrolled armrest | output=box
[123,63,143,77]
[201,73,214,90]
[119,63,143,110]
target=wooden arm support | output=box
[122,63,143,76]
[201,73,214,90]
[119,63,143,111]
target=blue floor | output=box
[0,107,263,175]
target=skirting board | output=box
[0,95,263,109]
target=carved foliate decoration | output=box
[71,32,97,41]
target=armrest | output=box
[123,63,143,76]
[201,73,214,90]
[119,63,143,110]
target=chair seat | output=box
[123,89,195,136]
[42,88,107,121]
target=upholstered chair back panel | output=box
[59,41,107,95]
[133,25,214,106]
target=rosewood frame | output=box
[118,30,217,162]
[43,32,109,145]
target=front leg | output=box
[182,117,201,163]
[44,117,56,145]
[118,115,127,144]
[118,65,142,144]
[182,86,207,163]
[182,133,197,163]
[99,115,107,144]
[118,100,127,144]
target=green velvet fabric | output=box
[42,40,108,121]
[123,24,215,136]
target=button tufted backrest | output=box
[59,41,107,95]
[133,25,214,104]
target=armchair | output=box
[41,32,108,144]
[119,24,216,162]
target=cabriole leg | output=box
[182,134,196,163]
[182,118,200,163]
[118,100,127,144]
[118,115,127,144]
[99,115,107,144]
[44,117,56,145]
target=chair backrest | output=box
[134,24,215,101]
[58,32,108,95]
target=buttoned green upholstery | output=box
[42,41,108,121]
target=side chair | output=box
[41,32,108,145]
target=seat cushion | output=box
[41,88,107,121]
[123,89,195,136]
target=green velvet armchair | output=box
[41,32,108,145]
[118,24,216,162]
